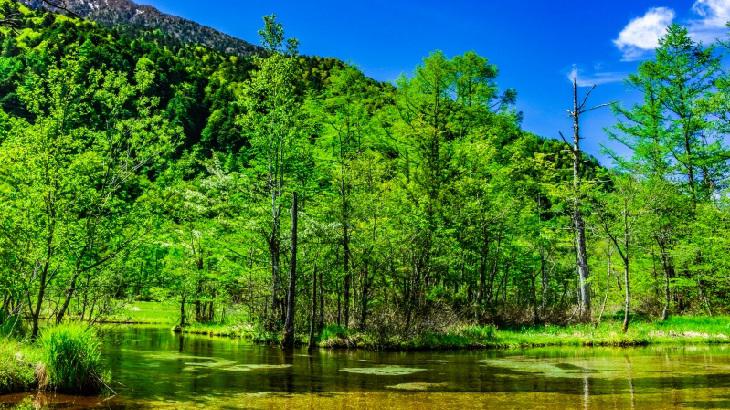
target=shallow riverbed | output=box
[2,326,730,408]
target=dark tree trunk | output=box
[622,258,630,333]
[343,224,351,328]
[56,272,81,324]
[180,296,186,328]
[282,192,298,351]
[658,240,674,321]
[318,267,324,333]
[359,262,370,330]
[308,262,317,351]
[336,287,341,327]
[269,207,282,329]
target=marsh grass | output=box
[39,324,109,394]
[317,316,730,350]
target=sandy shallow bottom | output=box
[3,389,730,409]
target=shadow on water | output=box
[2,326,730,408]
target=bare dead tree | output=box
[559,76,612,322]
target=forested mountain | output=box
[18,0,260,56]
[0,0,727,346]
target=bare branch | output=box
[581,102,616,114]
[558,131,571,146]
[39,0,80,18]
[578,85,597,111]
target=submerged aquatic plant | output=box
[339,366,427,376]
[386,382,449,391]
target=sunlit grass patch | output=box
[105,301,180,324]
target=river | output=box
[1,326,730,408]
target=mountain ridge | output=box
[18,0,261,56]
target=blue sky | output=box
[140,0,729,165]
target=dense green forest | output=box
[0,0,728,347]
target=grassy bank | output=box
[104,302,730,350]
[102,301,180,324]
[0,324,108,394]
[167,316,730,350]
[319,316,730,350]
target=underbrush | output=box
[180,321,280,344]
[0,339,39,393]
[0,324,109,395]
[316,316,730,350]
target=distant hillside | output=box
[18,0,261,56]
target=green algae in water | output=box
[340,366,427,376]
[386,382,449,391]
[481,358,597,378]
[244,364,292,370]
[223,364,292,372]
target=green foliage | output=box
[0,313,26,338]
[0,338,38,393]
[39,324,107,393]
[0,1,726,351]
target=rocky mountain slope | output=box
[18,0,260,56]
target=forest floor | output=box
[109,302,730,350]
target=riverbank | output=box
[318,316,730,350]
[173,317,730,350]
[177,316,730,351]
[106,302,730,350]
[0,324,108,395]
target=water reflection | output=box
[1,326,730,409]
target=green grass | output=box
[0,339,39,393]
[0,324,109,395]
[180,322,279,344]
[166,315,730,351]
[40,324,108,394]
[103,300,180,324]
[317,316,730,350]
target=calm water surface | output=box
[2,326,730,409]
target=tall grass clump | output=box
[40,324,108,394]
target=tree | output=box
[560,77,609,321]
[654,25,723,203]
[0,55,176,337]
[281,192,298,350]
[238,15,308,329]
[596,175,641,332]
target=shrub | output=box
[0,313,27,339]
[319,324,348,341]
[0,339,38,393]
[39,324,107,394]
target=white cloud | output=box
[567,66,626,87]
[614,7,675,61]
[689,0,730,44]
